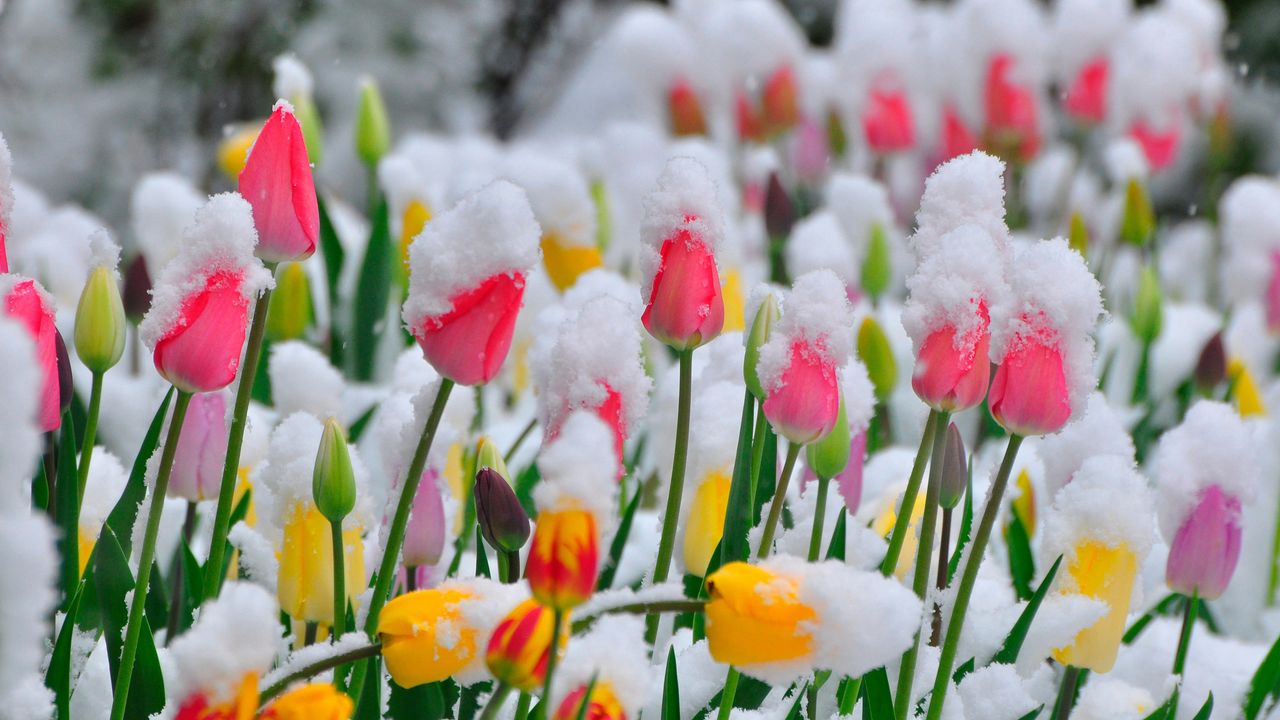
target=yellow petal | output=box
[721,268,746,333]
[541,234,603,292]
[379,587,477,688]
[1229,358,1266,418]
[262,683,353,720]
[277,504,365,624]
[217,125,260,180]
[1052,541,1138,673]
[705,562,815,666]
[873,489,926,579]
[683,470,732,577]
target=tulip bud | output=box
[1228,359,1266,418]
[403,469,447,568]
[291,93,325,168]
[938,422,967,510]
[170,392,230,501]
[1129,264,1162,344]
[554,683,625,720]
[3,277,62,431]
[355,77,390,169]
[668,78,707,137]
[744,290,780,400]
[122,254,152,323]
[475,468,530,554]
[266,262,313,342]
[485,599,565,692]
[684,470,731,577]
[1165,485,1242,600]
[761,65,799,137]
[806,394,850,480]
[1119,178,1154,247]
[1067,210,1089,258]
[763,174,794,240]
[217,123,260,180]
[860,223,891,302]
[312,418,356,524]
[74,265,127,373]
[705,562,815,666]
[526,509,599,610]
[826,108,848,160]
[55,329,73,416]
[1010,468,1036,536]
[261,682,354,719]
[476,436,510,483]
[857,316,896,402]
[1194,332,1226,391]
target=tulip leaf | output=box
[1244,627,1280,719]
[1015,706,1044,720]
[176,539,205,637]
[354,657,383,720]
[574,676,600,720]
[475,526,492,579]
[96,527,165,719]
[861,667,894,720]
[753,423,778,526]
[662,647,680,720]
[947,465,975,584]
[351,198,393,381]
[45,580,85,720]
[718,391,758,565]
[825,509,848,561]
[991,555,1063,667]
[316,194,347,370]
[105,388,175,558]
[597,483,642,591]
[1192,693,1214,720]
[32,461,49,512]
[1123,593,1182,645]
[389,680,447,720]
[1142,698,1170,720]
[1006,512,1035,601]
[55,409,81,609]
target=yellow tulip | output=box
[1010,468,1036,537]
[872,489,926,579]
[378,587,478,688]
[217,124,260,180]
[721,268,746,333]
[1052,540,1138,673]
[683,470,732,577]
[277,504,366,623]
[444,441,468,532]
[512,337,533,396]
[1228,358,1266,418]
[399,200,432,290]
[77,528,95,577]
[704,562,815,666]
[260,683,353,720]
[541,233,603,292]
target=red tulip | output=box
[940,105,978,162]
[736,92,765,144]
[1129,118,1180,172]
[983,54,1040,161]
[153,270,253,393]
[988,322,1071,437]
[668,77,707,137]
[238,102,320,263]
[2,277,59,431]
[1267,251,1280,332]
[643,225,724,351]
[411,272,526,386]
[547,385,626,481]
[525,509,599,610]
[1063,57,1108,124]
[863,83,915,154]
[762,339,841,445]
[912,303,992,412]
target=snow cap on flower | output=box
[0,316,43,499]
[256,412,371,543]
[902,223,1011,357]
[138,193,273,350]
[130,171,204,275]
[503,148,596,251]
[268,341,345,420]
[402,179,541,321]
[534,411,619,529]
[638,156,726,304]
[1219,176,1280,306]
[450,578,530,685]
[1150,400,1258,540]
[912,151,1010,260]
[551,615,652,716]
[0,132,12,269]
[1107,9,1199,131]
[272,53,313,100]
[784,211,856,290]
[169,582,281,704]
[756,270,855,396]
[841,360,876,437]
[1050,0,1129,82]
[1036,393,1134,498]
[1041,455,1157,565]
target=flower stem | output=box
[543,609,565,711]
[880,410,939,576]
[808,476,830,562]
[895,410,951,720]
[505,416,538,465]
[748,402,768,516]
[109,390,193,720]
[202,274,275,602]
[838,676,862,715]
[758,442,803,559]
[1268,491,1280,606]
[331,519,347,639]
[925,434,1024,720]
[716,668,741,720]
[258,642,382,704]
[1167,592,1200,718]
[479,682,513,720]
[514,691,532,720]
[932,506,953,646]
[1051,666,1081,720]
[76,370,104,503]
[647,349,694,643]
[503,549,521,584]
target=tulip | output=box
[526,509,599,610]
[75,264,127,373]
[668,77,707,137]
[260,683,354,720]
[761,339,840,445]
[402,469,447,571]
[1052,540,1139,673]
[2,277,60,431]
[414,271,527,386]
[862,83,915,154]
[1068,211,1090,258]
[1119,179,1155,248]
[721,268,746,333]
[1063,57,1108,124]
[265,262,313,342]
[475,467,531,556]
[763,173,794,242]
[941,105,979,161]
[836,430,867,513]
[277,503,366,624]
[938,423,966,511]
[399,200,432,283]
[1228,359,1266,418]
[1009,468,1036,537]
[861,224,892,303]
[55,329,73,417]
[683,469,732,577]
[1267,252,1280,333]
[983,54,1040,161]
[912,304,993,412]
[1129,118,1179,172]
[379,586,478,688]
[744,289,780,400]
[554,683,626,720]
[152,269,254,394]
[1194,333,1226,392]
[642,222,724,352]
[168,392,230,501]
[122,254,152,323]
[761,65,799,137]
[485,599,564,692]
[355,77,391,169]
[313,418,356,524]
[238,102,320,263]
[541,232,604,293]
[705,562,815,666]
[988,330,1071,436]
[736,92,765,144]
[175,671,259,720]
[217,123,260,180]
[791,117,830,186]
[806,395,851,481]
[1130,265,1162,344]
[1165,485,1242,601]
[857,316,896,403]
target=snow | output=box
[901,223,1012,359]
[451,578,529,686]
[533,411,620,528]
[1219,176,1280,306]
[912,151,1010,261]
[0,131,11,236]
[1072,677,1157,720]
[272,53,313,100]
[0,509,57,718]
[1036,392,1135,499]
[756,270,856,396]
[502,147,596,250]
[402,179,541,322]
[1104,138,1151,184]
[80,449,128,541]
[1042,454,1158,565]
[784,211,855,290]
[130,172,205,277]
[1050,0,1129,81]
[86,229,121,277]
[1107,8,1200,131]
[638,156,726,305]
[826,174,894,261]
[956,663,1048,720]
[0,317,42,503]
[138,192,274,349]
[268,340,345,421]
[841,361,875,437]
[168,582,283,704]
[1150,400,1259,540]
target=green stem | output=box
[748,402,768,519]
[932,507,953,646]
[925,434,1024,720]
[895,410,951,720]
[202,275,275,602]
[1268,489,1280,606]
[258,642,382,704]
[880,411,939,576]
[757,442,803,559]
[479,682,513,720]
[646,349,694,643]
[1051,666,1081,720]
[1167,592,1200,718]
[503,549,521,584]
[716,668,741,720]
[808,476,830,562]
[543,610,565,711]
[109,390,193,720]
[76,370,103,503]
[514,692,532,720]
[331,519,347,638]
[504,416,538,464]
[164,501,197,646]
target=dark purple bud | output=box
[1195,332,1226,391]
[939,422,967,510]
[55,328,73,415]
[122,254,152,323]
[763,172,794,239]
[475,467,530,553]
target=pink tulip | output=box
[2,277,59,431]
[762,340,841,445]
[1165,484,1242,600]
[411,272,526,387]
[168,392,229,501]
[984,54,1041,161]
[1063,57,1108,124]
[988,324,1072,437]
[643,224,724,351]
[836,430,866,513]
[403,467,447,568]
[1267,252,1280,332]
[237,102,320,263]
[153,270,253,393]
[912,304,992,412]
[736,91,765,144]
[1129,118,1180,172]
[790,116,830,186]
[940,105,978,163]
[668,77,708,137]
[863,83,915,154]
[546,384,627,481]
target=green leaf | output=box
[389,680,447,720]
[1244,628,1280,719]
[354,657,384,720]
[1006,512,1035,601]
[1141,698,1169,720]
[177,539,205,636]
[753,424,778,526]
[826,509,848,561]
[348,404,379,443]
[95,527,165,718]
[55,409,81,608]
[1191,693,1213,720]
[597,484,642,591]
[145,561,169,636]
[475,525,492,579]
[862,667,894,720]
[947,465,975,584]
[991,555,1064,666]
[514,462,541,519]
[46,581,85,719]
[662,647,681,720]
[32,461,49,512]
[953,658,975,684]
[718,392,758,565]
[1124,593,1182,645]
[105,389,174,557]
[351,198,393,380]
[1015,706,1044,720]
[316,194,347,370]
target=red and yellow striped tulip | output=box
[526,509,599,611]
[485,599,566,692]
[553,682,627,720]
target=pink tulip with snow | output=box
[1108,11,1200,172]
[168,391,230,501]
[1,275,60,431]
[237,101,320,263]
[403,181,541,387]
[139,193,273,394]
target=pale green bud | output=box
[476,436,511,486]
[313,417,357,523]
[355,77,390,168]
[292,92,325,167]
[860,222,892,302]
[744,291,780,400]
[1119,178,1155,247]
[266,262,314,342]
[806,393,850,480]
[857,316,896,402]
[1068,210,1089,259]
[1130,264,1163,344]
[74,265,126,373]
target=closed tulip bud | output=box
[122,254,152,323]
[857,316,896,403]
[1052,540,1139,672]
[526,509,599,610]
[379,587,479,688]
[260,683,353,720]
[1194,332,1226,391]
[75,266,126,373]
[1067,210,1090,258]
[554,683,626,720]
[239,102,320,263]
[1063,57,1108,124]
[683,470,732,577]
[1129,265,1162,344]
[476,435,510,483]
[355,77,390,169]
[761,65,799,137]
[863,84,916,154]
[1119,178,1155,247]
[744,290,780,400]
[485,599,566,692]
[860,223,891,302]
[169,392,230,501]
[313,418,356,524]
[55,329,72,417]
[2,276,60,431]
[1228,359,1266,418]
[938,422,967,511]
[403,468,447,568]
[476,467,530,554]
[668,77,707,137]
[826,108,848,160]
[1165,486,1242,600]
[805,394,850,480]
[278,502,366,623]
[705,562,815,666]
[266,262,313,342]
[1010,469,1036,536]
[763,173,794,240]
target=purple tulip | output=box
[168,392,228,501]
[836,430,867,515]
[1166,484,1243,600]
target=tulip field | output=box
[6,0,1280,718]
